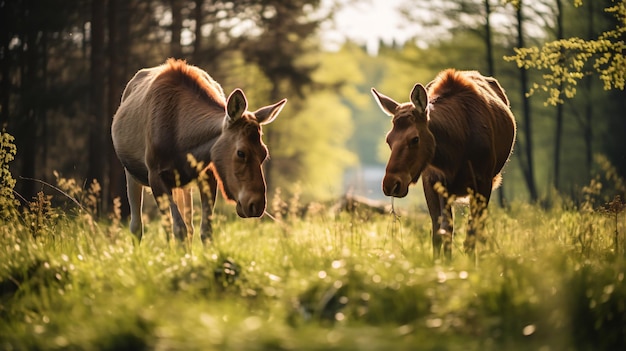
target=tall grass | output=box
[1,131,625,350]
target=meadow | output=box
[1,137,625,351]
[1,188,624,350]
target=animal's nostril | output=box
[393,181,401,195]
[249,202,257,216]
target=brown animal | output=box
[111,59,287,242]
[371,69,516,260]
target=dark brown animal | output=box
[371,69,516,260]
[111,59,287,242]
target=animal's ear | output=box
[371,88,399,116]
[254,98,287,125]
[410,83,428,113]
[226,89,248,123]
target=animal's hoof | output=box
[437,229,451,239]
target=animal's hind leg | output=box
[125,170,144,240]
[199,171,218,243]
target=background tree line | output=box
[1,0,624,217]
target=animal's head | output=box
[371,84,436,198]
[210,89,286,218]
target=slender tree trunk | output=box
[170,0,183,58]
[516,0,538,201]
[484,0,494,77]
[19,10,43,202]
[483,0,508,207]
[108,0,131,218]
[554,103,563,191]
[584,0,594,177]
[553,0,564,191]
[42,32,49,177]
[0,3,10,126]
[88,0,106,214]
[193,0,204,63]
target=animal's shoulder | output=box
[428,69,510,109]
[428,69,477,100]
[152,59,225,104]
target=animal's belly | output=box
[112,117,149,185]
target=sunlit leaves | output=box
[504,0,626,105]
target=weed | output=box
[0,130,19,221]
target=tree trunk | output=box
[583,0,594,178]
[484,0,494,77]
[108,0,131,218]
[88,0,106,214]
[170,0,183,58]
[0,2,10,126]
[553,0,564,191]
[516,0,538,201]
[193,0,203,63]
[484,0,508,207]
[18,8,44,202]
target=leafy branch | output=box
[504,0,625,105]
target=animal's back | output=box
[111,60,227,185]
[426,69,516,189]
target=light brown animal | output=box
[372,69,516,260]
[111,59,286,242]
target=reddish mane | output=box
[428,69,478,101]
[155,58,225,108]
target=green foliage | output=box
[271,90,357,200]
[1,158,626,350]
[0,130,18,219]
[504,0,626,105]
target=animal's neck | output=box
[425,109,447,169]
[426,106,468,175]
[177,108,224,165]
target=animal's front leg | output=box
[199,171,218,243]
[439,197,454,260]
[125,169,144,240]
[149,171,188,242]
[173,187,194,236]
[424,177,454,261]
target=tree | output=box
[552,0,565,191]
[505,0,625,105]
[505,0,626,181]
[88,0,106,211]
[239,0,325,192]
[514,0,540,201]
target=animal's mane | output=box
[157,59,226,107]
[427,69,478,102]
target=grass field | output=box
[1,185,625,351]
[1,131,625,350]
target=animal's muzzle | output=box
[382,174,409,198]
[236,194,266,218]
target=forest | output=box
[1,0,625,214]
[1,1,626,350]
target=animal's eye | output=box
[410,136,420,145]
[237,150,246,159]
